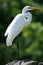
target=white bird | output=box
[5,6,39,46]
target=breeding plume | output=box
[5,6,38,46]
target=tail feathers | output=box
[6,35,12,46]
[4,32,8,36]
[4,29,9,36]
[6,42,12,46]
[6,39,12,46]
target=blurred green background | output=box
[0,0,43,65]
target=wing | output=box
[4,18,16,36]
[5,14,25,46]
[4,14,24,36]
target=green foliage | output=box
[0,0,43,65]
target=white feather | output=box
[4,6,32,46]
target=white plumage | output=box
[5,6,38,46]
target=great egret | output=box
[4,6,39,59]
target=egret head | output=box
[22,6,39,14]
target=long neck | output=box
[22,8,27,14]
[24,12,32,26]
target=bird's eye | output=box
[25,16,28,19]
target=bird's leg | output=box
[17,33,22,61]
[17,35,20,60]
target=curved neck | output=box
[22,9,27,14]
[24,12,32,26]
[22,7,28,14]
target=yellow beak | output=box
[31,6,40,10]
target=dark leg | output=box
[17,35,20,60]
[17,33,22,61]
[17,39,19,60]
